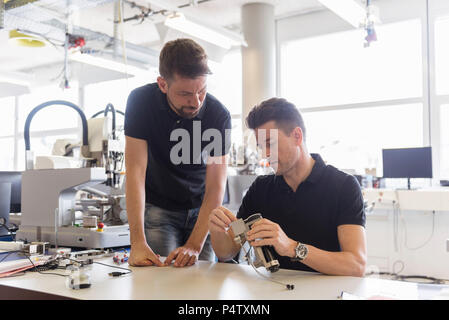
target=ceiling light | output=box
[164,12,246,50]
[70,52,146,76]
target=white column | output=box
[241,2,276,132]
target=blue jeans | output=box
[144,203,215,261]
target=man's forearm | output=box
[124,136,149,247]
[125,176,147,246]
[300,245,367,277]
[210,230,240,261]
[186,157,228,251]
[185,196,220,250]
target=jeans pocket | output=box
[145,204,185,229]
[144,204,165,229]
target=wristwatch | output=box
[291,242,308,262]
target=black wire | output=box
[121,0,214,23]
[396,275,447,285]
[365,271,449,285]
[3,253,132,278]
[242,245,294,290]
[93,261,132,274]
[25,255,67,278]
[91,109,125,118]
[66,258,132,275]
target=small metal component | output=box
[22,241,49,255]
[230,213,280,273]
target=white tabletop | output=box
[1,256,446,300]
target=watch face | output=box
[296,244,308,259]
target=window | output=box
[14,84,80,170]
[281,19,422,108]
[303,103,423,175]
[435,16,449,95]
[19,84,80,132]
[440,105,449,178]
[435,15,449,179]
[0,138,14,171]
[280,19,424,175]
[0,97,15,137]
[208,50,243,145]
[208,49,242,116]
[83,74,155,117]
[0,97,16,170]
[83,71,158,140]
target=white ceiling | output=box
[76,0,324,45]
[0,0,326,89]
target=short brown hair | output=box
[159,38,211,80]
[246,98,306,140]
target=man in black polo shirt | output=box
[125,39,231,268]
[209,98,367,276]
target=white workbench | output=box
[0,256,446,300]
[362,187,449,211]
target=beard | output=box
[167,95,201,119]
[178,106,200,118]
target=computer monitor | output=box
[0,171,22,213]
[382,147,432,189]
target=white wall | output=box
[366,208,449,280]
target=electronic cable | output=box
[395,274,446,285]
[93,261,132,276]
[401,209,435,251]
[66,257,132,277]
[365,270,448,285]
[366,259,449,285]
[25,255,67,278]
[241,245,294,290]
[24,100,89,153]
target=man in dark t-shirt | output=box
[125,39,231,268]
[209,98,367,276]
